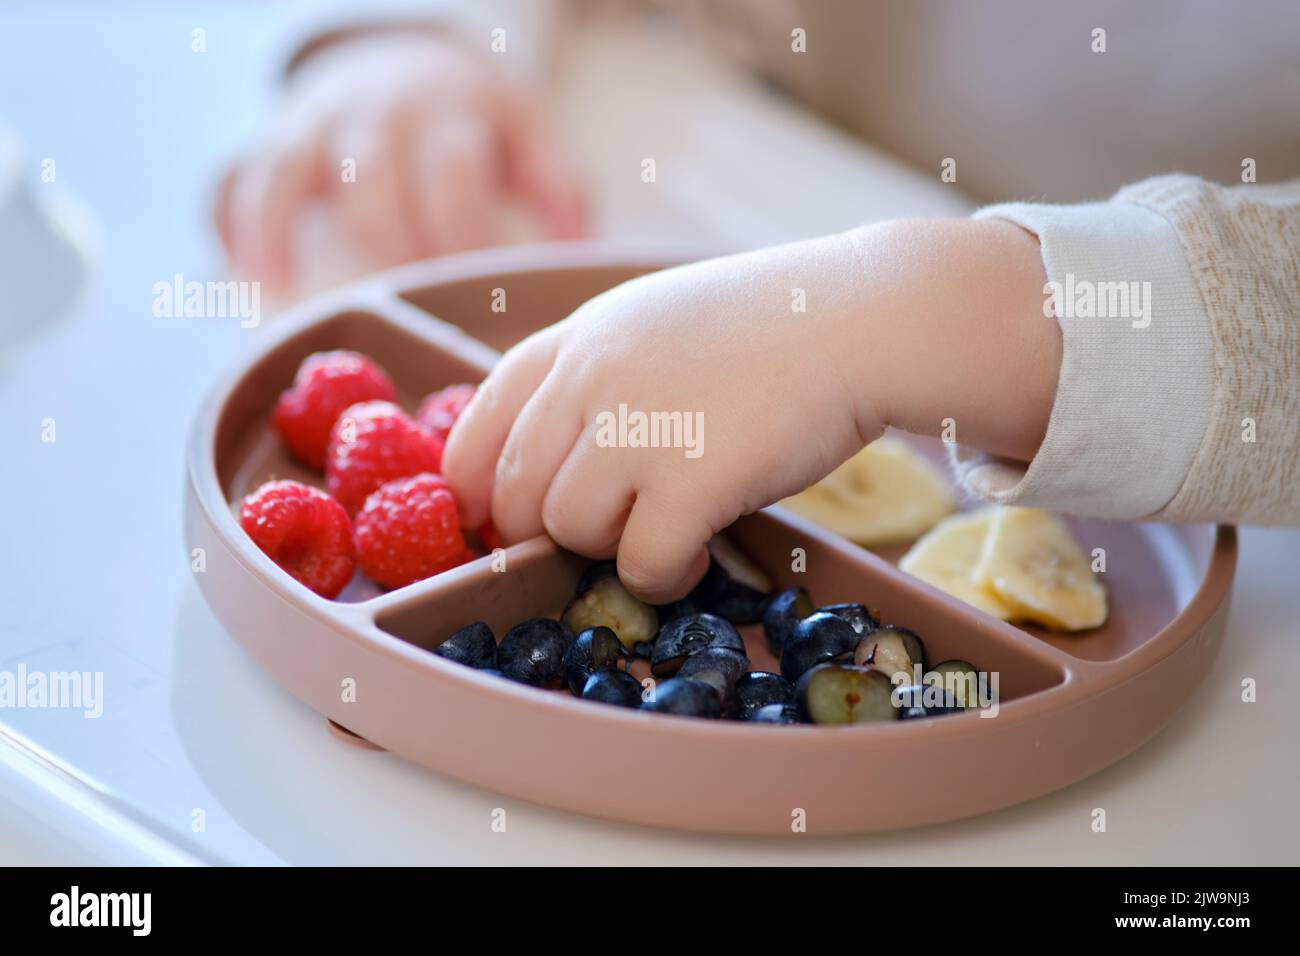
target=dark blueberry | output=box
[795,664,897,724]
[853,625,927,682]
[735,671,795,720]
[654,560,725,622]
[819,603,880,638]
[677,647,749,684]
[563,572,659,650]
[650,613,745,677]
[581,670,644,708]
[894,683,963,719]
[434,621,497,669]
[677,648,750,716]
[561,626,629,695]
[705,535,772,622]
[925,659,980,708]
[660,536,772,624]
[497,618,575,687]
[751,703,801,724]
[762,587,814,655]
[642,677,723,719]
[779,611,858,681]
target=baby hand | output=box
[444,219,1059,602]
[216,31,587,292]
[442,233,886,602]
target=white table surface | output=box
[1,0,1296,866]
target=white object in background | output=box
[0,123,95,347]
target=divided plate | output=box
[185,245,1236,835]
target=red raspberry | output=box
[273,351,397,469]
[416,383,476,445]
[239,480,356,598]
[354,473,467,589]
[326,400,444,516]
[476,520,505,553]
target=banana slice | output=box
[972,507,1108,631]
[779,437,955,547]
[899,509,1013,619]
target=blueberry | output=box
[650,613,745,677]
[894,683,963,719]
[703,535,772,622]
[642,677,723,719]
[660,537,772,625]
[779,611,858,681]
[563,570,659,651]
[751,703,801,724]
[677,647,750,715]
[762,587,814,655]
[735,671,795,720]
[434,621,497,669]
[925,659,980,708]
[795,664,897,724]
[853,625,927,682]
[561,626,629,695]
[819,603,879,638]
[497,618,575,687]
[581,670,644,708]
[677,646,749,684]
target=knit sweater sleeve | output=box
[952,174,1300,526]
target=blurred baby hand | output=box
[216,31,587,292]
[442,234,885,603]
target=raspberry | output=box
[354,473,467,589]
[476,519,505,553]
[326,400,444,515]
[273,351,397,469]
[239,480,356,598]
[416,383,477,445]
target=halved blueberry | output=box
[795,664,897,724]
[563,570,660,651]
[853,624,928,682]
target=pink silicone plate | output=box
[185,244,1236,835]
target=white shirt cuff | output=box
[951,200,1214,519]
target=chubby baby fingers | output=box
[616,492,713,604]
[442,327,561,529]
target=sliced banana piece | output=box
[899,509,1013,619]
[779,437,955,547]
[972,507,1108,631]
